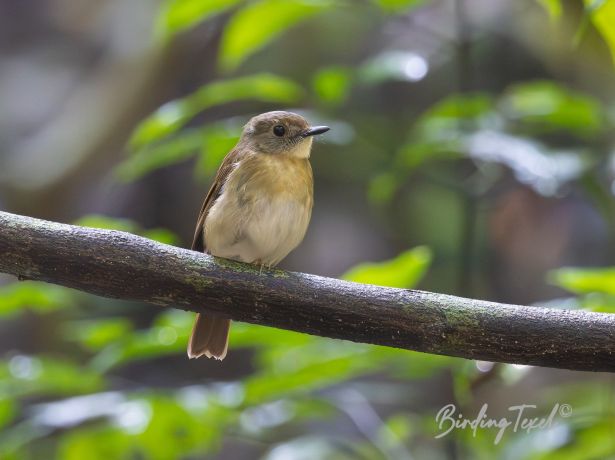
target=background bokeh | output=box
[1,0,615,458]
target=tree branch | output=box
[0,211,614,372]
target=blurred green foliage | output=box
[75,215,180,245]
[500,81,603,137]
[129,74,304,148]
[312,66,352,106]
[541,0,615,65]
[549,266,615,313]
[550,266,615,295]
[342,246,432,288]
[0,283,74,318]
[157,0,243,38]
[3,0,615,459]
[219,0,333,71]
[583,0,615,64]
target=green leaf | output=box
[393,94,493,170]
[579,293,615,313]
[59,427,132,460]
[89,311,193,371]
[219,0,331,71]
[64,318,134,351]
[231,322,312,348]
[312,66,352,105]
[0,356,104,398]
[244,342,375,403]
[0,282,74,317]
[342,246,432,288]
[75,215,180,245]
[410,93,494,143]
[537,0,562,18]
[75,215,138,233]
[244,334,453,405]
[90,312,310,370]
[117,129,204,182]
[549,266,615,295]
[585,0,615,66]
[130,74,304,148]
[142,228,180,245]
[157,0,242,39]
[417,93,493,127]
[378,414,413,447]
[397,140,462,170]
[194,121,242,178]
[369,346,457,378]
[119,120,242,182]
[58,394,228,460]
[499,81,603,136]
[373,0,424,12]
[195,134,240,178]
[245,355,364,403]
[135,396,223,460]
[0,397,16,430]
[528,417,615,460]
[367,171,400,205]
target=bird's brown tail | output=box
[187,313,231,360]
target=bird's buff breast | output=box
[204,154,313,267]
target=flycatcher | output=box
[188,111,330,360]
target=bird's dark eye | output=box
[273,125,286,137]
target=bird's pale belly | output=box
[205,192,311,267]
[203,153,313,267]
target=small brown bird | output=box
[188,111,330,360]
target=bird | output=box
[187,110,330,360]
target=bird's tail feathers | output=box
[187,313,231,360]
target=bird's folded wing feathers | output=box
[191,147,249,252]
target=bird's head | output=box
[241,111,330,158]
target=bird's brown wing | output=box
[191,146,247,252]
[188,146,247,360]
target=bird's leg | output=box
[254,259,264,275]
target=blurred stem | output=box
[457,192,477,297]
[579,173,615,260]
[454,0,473,94]
[452,2,480,453]
[454,0,477,298]
[331,389,415,460]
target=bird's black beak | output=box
[302,126,330,137]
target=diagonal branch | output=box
[0,211,614,372]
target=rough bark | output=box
[0,211,614,372]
